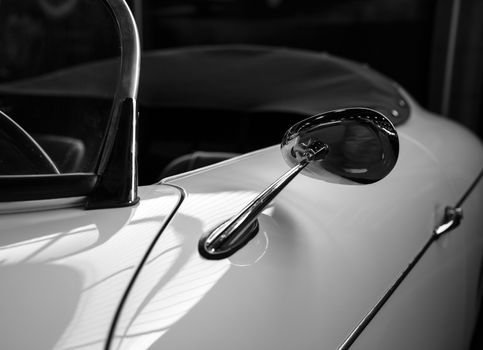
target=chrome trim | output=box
[434,206,463,237]
[337,234,435,350]
[107,0,140,100]
[86,0,141,208]
[0,0,140,206]
[199,141,328,259]
[281,108,399,184]
[200,107,399,259]
[338,169,483,349]
[97,0,140,174]
[456,168,483,207]
[85,98,139,209]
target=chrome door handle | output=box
[434,206,463,238]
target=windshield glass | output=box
[0,0,435,186]
[0,0,120,175]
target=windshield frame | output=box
[0,0,140,209]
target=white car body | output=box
[0,1,482,349]
[1,93,482,349]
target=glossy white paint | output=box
[1,97,482,350]
[349,96,483,350]
[0,186,182,350]
[352,179,483,350]
[109,100,483,350]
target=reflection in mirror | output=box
[200,108,399,259]
[0,0,120,175]
[281,108,399,184]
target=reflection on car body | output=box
[0,1,483,350]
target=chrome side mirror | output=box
[281,108,399,184]
[199,108,399,259]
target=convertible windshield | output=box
[0,0,120,175]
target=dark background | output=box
[1,1,481,145]
[127,0,483,140]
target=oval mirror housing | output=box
[199,108,399,260]
[281,108,399,184]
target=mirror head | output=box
[281,108,399,184]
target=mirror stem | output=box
[202,140,328,257]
